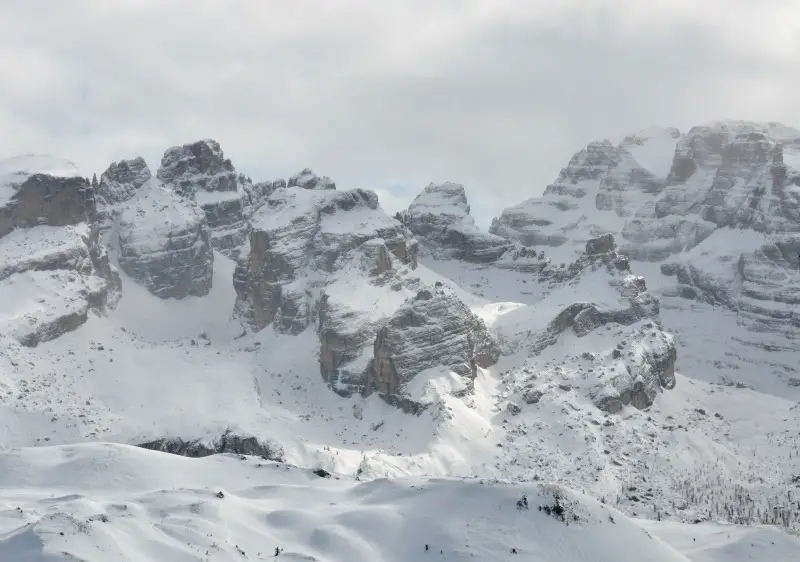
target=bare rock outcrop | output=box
[0,156,121,345]
[95,157,152,240]
[157,140,249,256]
[117,183,213,299]
[288,168,336,191]
[368,286,500,411]
[233,186,416,335]
[401,182,511,262]
[0,157,93,238]
[589,323,676,413]
[530,235,675,412]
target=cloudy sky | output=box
[2,0,799,226]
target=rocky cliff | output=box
[497,234,675,413]
[0,156,120,346]
[232,183,504,409]
[156,140,249,257]
[116,182,214,299]
[400,182,511,262]
[370,286,500,412]
[95,157,152,240]
[490,121,800,392]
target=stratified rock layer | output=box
[401,182,511,262]
[157,140,249,256]
[117,183,213,299]
[369,287,500,411]
[0,156,121,345]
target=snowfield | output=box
[1,443,797,562]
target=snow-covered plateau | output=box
[1,124,799,560]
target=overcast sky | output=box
[2,0,799,226]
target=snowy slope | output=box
[0,443,692,562]
[1,130,800,559]
[1,444,797,561]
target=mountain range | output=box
[1,120,799,560]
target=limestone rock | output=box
[233,186,416,335]
[0,156,121,345]
[0,157,92,238]
[288,168,336,191]
[402,182,511,262]
[157,139,249,256]
[590,325,676,413]
[526,235,673,412]
[0,224,121,346]
[117,183,213,299]
[95,157,152,240]
[368,286,500,410]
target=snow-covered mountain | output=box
[491,121,800,395]
[1,122,799,560]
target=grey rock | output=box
[234,187,416,334]
[523,389,543,404]
[157,139,249,256]
[402,182,511,262]
[95,157,152,240]
[0,174,93,238]
[526,238,674,412]
[368,286,500,411]
[137,430,284,461]
[97,157,152,205]
[590,325,676,413]
[585,233,615,255]
[506,401,522,415]
[288,168,336,191]
[117,184,213,299]
[0,159,121,345]
[489,140,627,247]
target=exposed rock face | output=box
[288,168,336,191]
[490,121,800,393]
[490,140,629,248]
[0,169,93,238]
[137,430,284,461]
[589,324,676,414]
[233,184,498,410]
[529,235,674,412]
[157,140,249,256]
[117,183,213,299]
[233,186,416,335]
[95,157,152,239]
[585,233,616,255]
[491,122,800,261]
[97,157,152,206]
[248,179,286,211]
[0,225,121,346]
[369,287,500,411]
[0,156,121,346]
[401,182,511,262]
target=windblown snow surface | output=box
[4,443,798,562]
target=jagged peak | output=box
[160,138,229,166]
[99,157,152,189]
[288,168,336,191]
[408,181,471,218]
[156,139,237,195]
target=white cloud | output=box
[2,0,800,226]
